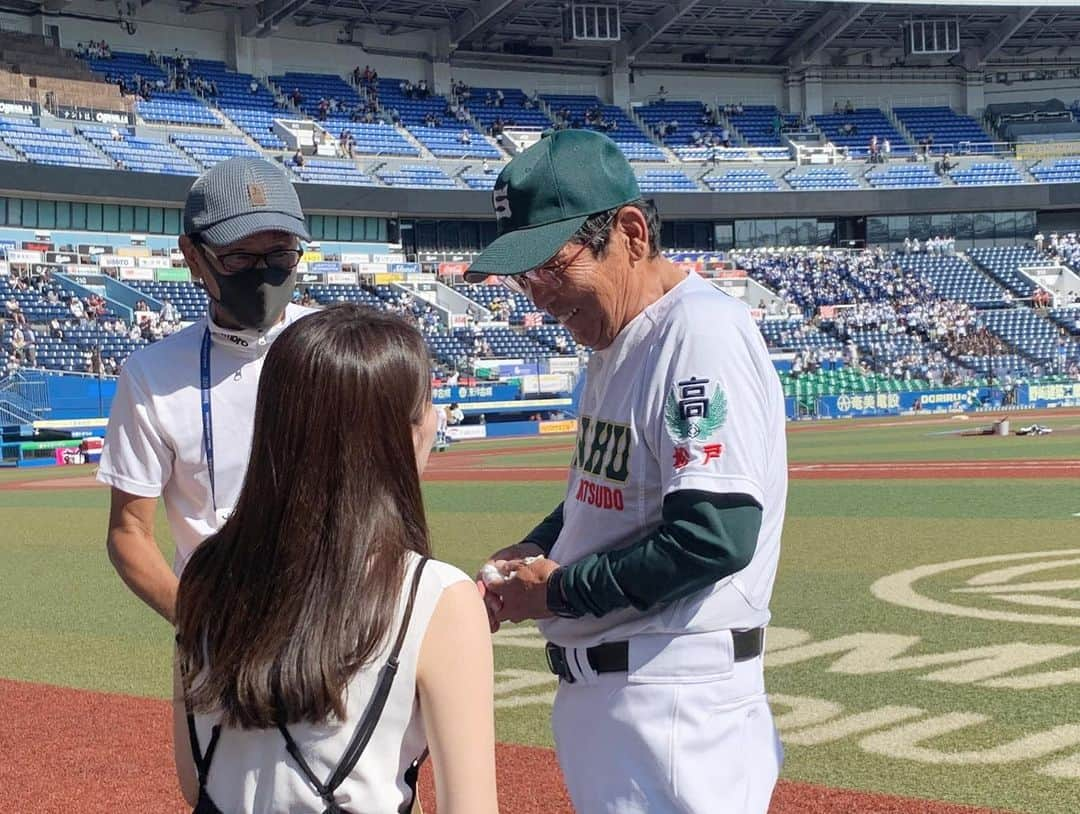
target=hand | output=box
[494,556,561,625]
[476,543,544,632]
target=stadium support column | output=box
[962,73,984,117]
[785,68,823,117]
[228,12,272,76]
[608,47,630,109]
[429,29,452,97]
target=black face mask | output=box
[205,262,297,332]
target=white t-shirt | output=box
[540,273,788,648]
[193,555,469,813]
[98,304,315,575]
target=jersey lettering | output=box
[571,415,631,484]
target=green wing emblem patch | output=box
[664,383,727,442]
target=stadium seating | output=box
[635,169,698,192]
[758,319,843,352]
[779,369,933,400]
[292,158,376,186]
[183,58,285,149]
[541,94,665,161]
[408,126,501,159]
[812,109,909,158]
[895,254,1007,306]
[784,166,859,191]
[1,281,71,323]
[727,106,785,147]
[1029,157,1080,184]
[635,101,707,146]
[128,281,207,321]
[2,322,92,372]
[170,131,263,168]
[967,246,1042,298]
[865,164,941,189]
[454,285,554,325]
[319,121,418,157]
[1048,306,1080,336]
[465,87,551,132]
[377,164,458,189]
[0,117,112,170]
[306,283,382,308]
[78,126,197,175]
[526,324,578,355]
[375,78,495,159]
[270,71,363,122]
[453,326,547,357]
[81,52,220,127]
[461,172,498,190]
[703,168,779,192]
[981,307,1079,370]
[949,162,1025,186]
[893,107,995,154]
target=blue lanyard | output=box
[200,326,217,512]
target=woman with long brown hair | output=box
[173,304,497,814]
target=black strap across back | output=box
[182,557,430,814]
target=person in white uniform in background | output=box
[99,157,316,623]
[467,129,787,814]
[174,305,497,814]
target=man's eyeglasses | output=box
[502,239,592,297]
[501,210,618,297]
[201,245,303,275]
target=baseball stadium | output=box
[1,0,1080,811]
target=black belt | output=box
[545,628,765,684]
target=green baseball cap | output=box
[464,130,640,282]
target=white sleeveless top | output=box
[192,555,470,813]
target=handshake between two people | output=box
[475,543,562,633]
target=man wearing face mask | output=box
[99,157,315,623]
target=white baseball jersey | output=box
[539,272,787,648]
[98,304,315,575]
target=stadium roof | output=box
[22,0,1080,67]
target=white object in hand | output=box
[481,555,544,587]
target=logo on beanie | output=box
[248,184,267,206]
[493,185,512,222]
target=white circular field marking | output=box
[871,549,1080,626]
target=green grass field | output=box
[2,414,1079,813]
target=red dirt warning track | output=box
[3,455,1079,491]
[421,456,1080,481]
[0,679,1011,814]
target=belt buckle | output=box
[545,642,575,684]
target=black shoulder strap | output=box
[179,649,223,790]
[280,557,431,804]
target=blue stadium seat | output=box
[893,106,995,155]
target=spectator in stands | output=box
[160,298,179,324]
[292,148,305,167]
[249,78,259,94]
[657,85,667,103]
[291,87,303,107]
[459,129,472,145]
[845,99,854,114]
[75,42,86,57]
[495,89,505,107]
[99,157,314,625]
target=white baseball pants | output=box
[551,630,782,814]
